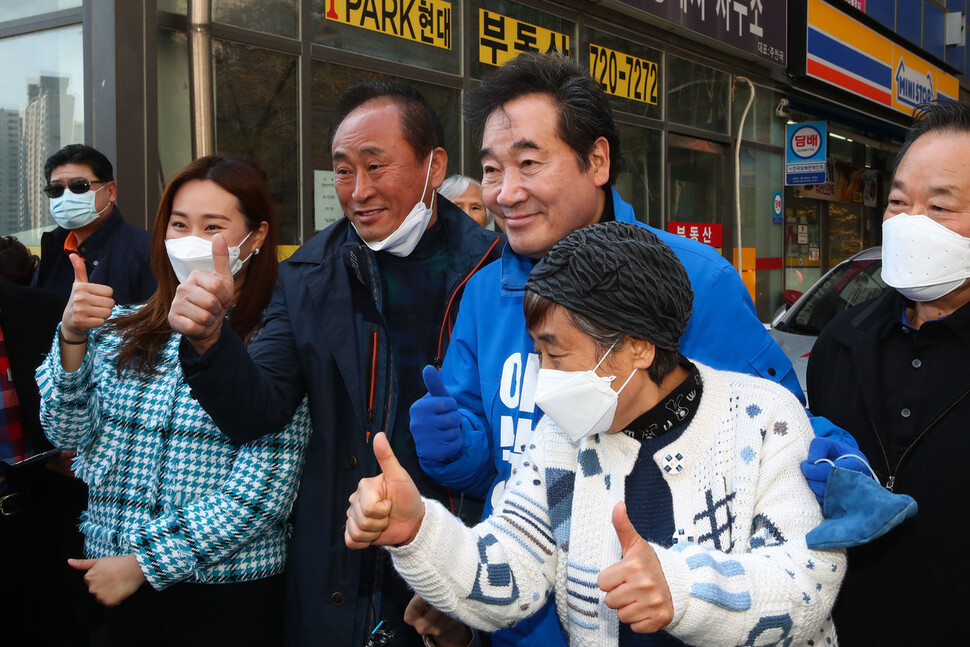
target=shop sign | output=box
[588,44,658,105]
[479,9,570,67]
[610,0,785,66]
[792,161,874,205]
[804,0,957,114]
[325,0,452,50]
[667,221,722,248]
[785,122,827,186]
[772,191,783,225]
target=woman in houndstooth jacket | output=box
[37,156,311,647]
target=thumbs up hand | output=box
[409,365,463,464]
[597,502,674,634]
[345,432,425,549]
[168,234,234,354]
[61,252,115,341]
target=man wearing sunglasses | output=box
[32,144,155,306]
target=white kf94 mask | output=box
[165,231,256,284]
[533,345,637,443]
[881,213,970,302]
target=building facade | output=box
[0,0,966,320]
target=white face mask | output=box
[165,231,256,284]
[50,184,111,230]
[353,151,435,257]
[881,213,970,302]
[533,345,637,443]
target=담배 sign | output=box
[772,191,783,224]
[786,121,827,186]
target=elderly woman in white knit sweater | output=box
[346,222,845,646]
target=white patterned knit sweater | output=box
[37,308,312,590]
[389,364,845,646]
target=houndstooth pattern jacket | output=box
[37,307,312,590]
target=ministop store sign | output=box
[786,121,827,186]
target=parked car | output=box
[769,247,888,402]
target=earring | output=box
[253,247,260,255]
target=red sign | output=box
[667,222,722,248]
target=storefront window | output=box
[827,202,863,266]
[159,0,186,14]
[214,0,298,38]
[615,124,662,228]
[580,26,662,121]
[212,39,299,243]
[470,0,574,79]
[0,0,80,22]
[668,133,725,224]
[0,25,84,240]
[313,0,461,75]
[667,56,729,134]
[784,196,822,296]
[739,147,785,320]
[731,85,785,148]
[157,29,192,187]
[310,61,462,234]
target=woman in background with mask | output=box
[37,156,311,646]
[344,222,845,646]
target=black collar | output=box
[622,360,702,442]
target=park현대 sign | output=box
[325,0,453,50]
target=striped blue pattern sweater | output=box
[37,307,312,590]
[389,364,845,646]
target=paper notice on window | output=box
[314,171,343,232]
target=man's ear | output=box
[429,146,449,190]
[105,180,118,205]
[628,336,656,370]
[588,137,611,188]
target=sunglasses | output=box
[43,178,107,199]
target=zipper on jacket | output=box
[435,237,501,366]
[868,384,970,491]
[367,329,378,424]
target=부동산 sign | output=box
[479,9,570,67]
[611,0,786,66]
[786,121,827,186]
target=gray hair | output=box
[438,174,494,229]
[439,174,479,201]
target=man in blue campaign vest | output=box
[407,52,844,646]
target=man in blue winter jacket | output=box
[407,52,847,646]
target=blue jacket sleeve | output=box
[417,286,497,499]
[181,280,307,445]
[680,257,805,404]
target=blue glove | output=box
[409,365,462,464]
[800,436,873,505]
